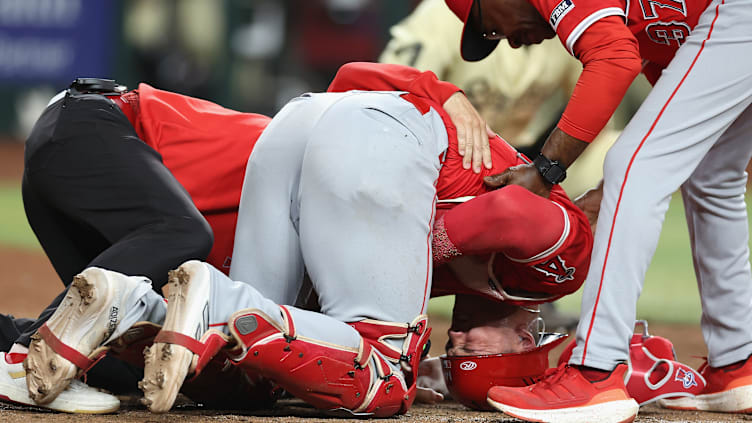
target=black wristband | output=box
[533,153,567,185]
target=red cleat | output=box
[659,354,752,413]
[487,363,639,423]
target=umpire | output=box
[14,79,213,392]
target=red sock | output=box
[576,365,612,382]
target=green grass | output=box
[0,184,40,251]
[554,193,703,324]
[0,184,744,324]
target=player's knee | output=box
[683,174,747,209]
[164,215,214,260]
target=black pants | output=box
[18,92,213,392]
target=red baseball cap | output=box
[445,0,501,61]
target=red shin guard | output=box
[228,306,426,417]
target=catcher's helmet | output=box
[440,332,568,410]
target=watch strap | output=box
[533,153,567,185]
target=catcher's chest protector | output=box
[227,306,430,417]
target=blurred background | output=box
[0,0,749,360]
[0,0,422,138]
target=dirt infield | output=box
[0,217,734,423]
[0,142,741,422]
[0,396,748,423]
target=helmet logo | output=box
[459,361,477,371]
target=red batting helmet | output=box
[440,332,568,410]
[445,0,501,61]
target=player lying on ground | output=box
[15,64,593,415]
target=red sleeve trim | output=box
[563,8,625,55]
[432,215,462,265]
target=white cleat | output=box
[0,352,119,413]
[24,267,150,404]
[140,260,212,413]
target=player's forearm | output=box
[539,128,589,169]
[434,187,563,260]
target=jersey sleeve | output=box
[557,17,642,141]
[136,83,269,215]
[327,62,460,106]
[529,0,625,55]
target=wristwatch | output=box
[533,153,567,185]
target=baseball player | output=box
[20,62,593,416]
[445,0,752,421]
[379,0,620,330]
[2,77,273,406]
[379,0,589,181]
[420,298,705,410]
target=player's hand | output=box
[442,92,494,173]
[573,180,603,234]
[415,356,447,404]
[483,163,553,198]
[416,386,445,404]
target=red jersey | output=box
[526,0,713,142]
[430,140,591,303]
[112,62,591,301]
[329,63,592,301]
[114,84,271,271]
[531,0,712,68]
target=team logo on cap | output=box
[675,368,698,389]
[533,255,575,283]
[550,0,575,29]
[460,361,478,371]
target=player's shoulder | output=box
[531,0,624,23]
[530,0,626,54]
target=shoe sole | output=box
[25,269,117,404]
[140,260,210,413]
[660,384,752,413]
[0,393,119,414]
[0,354,120,415]
[487,397,639,423]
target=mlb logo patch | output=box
[550,0,574,29]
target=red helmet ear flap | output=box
[440,333,568,410]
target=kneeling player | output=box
[21,64,592,416]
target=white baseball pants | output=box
[229,91,447,329]
[571,0,752,369]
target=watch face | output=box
[534,154,565,184]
